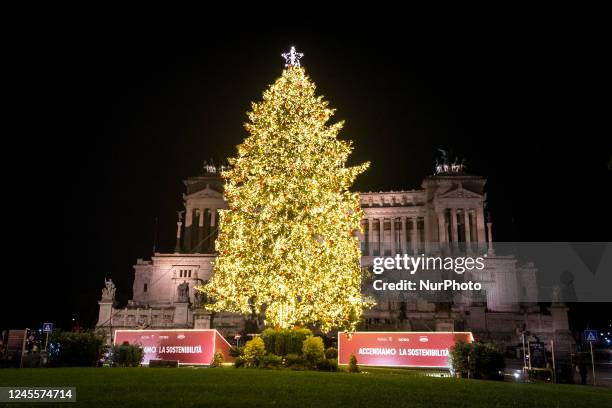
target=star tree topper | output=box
[281,46,304,67]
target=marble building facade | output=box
[97,162,574,358]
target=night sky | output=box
[15,21,610,332]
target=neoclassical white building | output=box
[97,160,573,357]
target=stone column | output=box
[412,216,418,254]
[451,208,459,247]
[203,208,212,252]
[487,220,495,256]
[379,218,385,255]
[437,211,447,245]
[174,211,183,253]
[400,216,407,254]
[464,209,472,243]
[374,218,381,255]
[463,208,472,253]
[368,218,374,256]
[184,208,193,252]
[476,207,486,249]
[196,209,205,253]
[390,217,397,255]
[424,212,431,254]
[210,208,218,250]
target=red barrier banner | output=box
[338,331,473,368]
[114,329,233,365]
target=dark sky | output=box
[15,21,611,331]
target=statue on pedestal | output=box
[177,281,189,303]
[551,285,562,304]
[193,289,208,308]
[101,278,116,301]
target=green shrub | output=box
[243,337,266,368]
[349,354,359,373]
[132,346,143,367]
[293,329,313,355]
[234,356,245,368]
[48,331,105,367]
[261,328,279,355]
[111,342,144,367]
[324,347,338,359]
[261,328,313,356]
[261,353,283,369]
[283,352,306,367]
[228,345,243,357]
[316,358,338,371]
[210,352,224,367]
[449,341,505,380]
[449,341,471,376]
[288,364,310,371]
[327,358,338,371]
[470,342,486,378]
[302,336,325,366]
[480,343,505,380]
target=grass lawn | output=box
[0,367,610,408]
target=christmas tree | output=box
[200,47,372,332]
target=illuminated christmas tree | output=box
[200,47,372,332]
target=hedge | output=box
[260,328,313,356]
[111,342,144,367]
[48,331,105,367]
[449,341,505,380]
